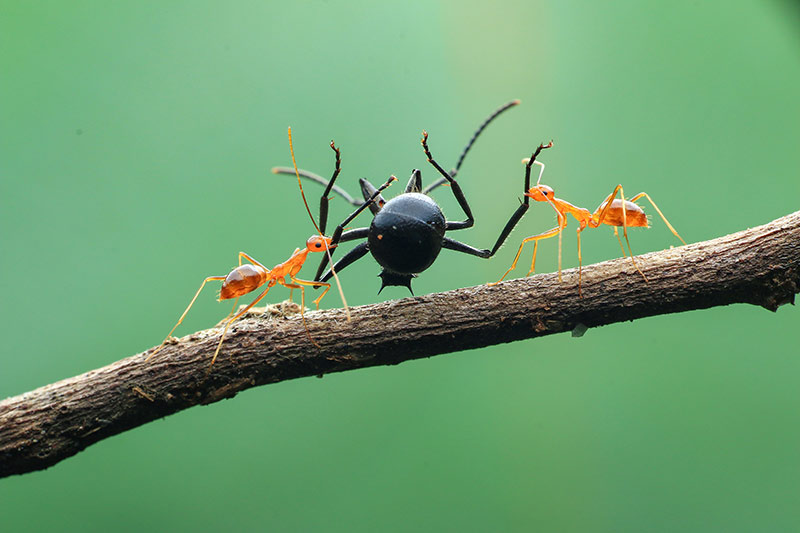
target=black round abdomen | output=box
[368,193,446,275]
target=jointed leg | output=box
[282,282,316,347]
[442,237,490,258]
[593,185,647,282]
[315,175,395,281]
[291,276,331,308]
[629,192,687,245]
[422,131,475,231]
[405,169,422,193]
[147,275,227,361]
[484,142,554,257]
[318,141,343,235]
[211,285,273,368]
[226,251,268,317]
[358,178,388,215]
[577,227,591,297]
[319,242,370,283]
[613,227,626,257]
[489,226,562,285]
[285,276,331,348]
[315,228,369,281]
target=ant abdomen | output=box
[219,264,269,300]
[601,199,648,228]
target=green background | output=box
[2,1,799,531]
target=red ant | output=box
[147,128,395,368]
[492,142,686,294]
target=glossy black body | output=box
[368,193,446,275]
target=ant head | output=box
[526,184,554,202]
[306,235,335,253]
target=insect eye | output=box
[315,243,322,248]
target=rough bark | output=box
[1,211,799,478]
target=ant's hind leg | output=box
[225,251,267,317]
[147,275,227,361]
[629,192,687,245]
[613,227,626,257]
[211,285,273,368]
[593,185,647,282]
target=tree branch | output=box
[2,211,799,478]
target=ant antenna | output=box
[288,127,351,321]
[535,161,546,186]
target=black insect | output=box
[272,100,543,293]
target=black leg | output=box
[318,141,342,235]
[442,237,490,258]
[315,175,396,281]
[358,178,388,215]
[421,131,475,231]
[421,100,520,194]
[319,242,370,283]
[404,169,422,193]
[483,141,554,257]
[315,227,369,281]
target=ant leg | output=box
[147,275,227,361]
[211,285,273,368]
[225,251,268,318]
[577,226,592,298]
[592,185,647,282]
[271,167,361,207]
[291,277,331,309]
[488,226,562,285]
[421,131,475,231]
[629,192,687,245]
[422,100,521,194]
[620,188,647,281]
[282,281,320,348]
[613,227,626,257]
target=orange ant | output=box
[492,141,686,294]
[147,128,395,368]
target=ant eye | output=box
[315,243,321,248]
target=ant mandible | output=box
[491,143,687,295]
[147,129,395,368]
[272,100,530,293]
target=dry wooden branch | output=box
[1,211,799,478]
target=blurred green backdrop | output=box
[2,1,799,531]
